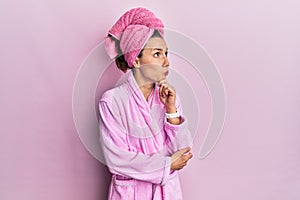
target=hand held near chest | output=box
[171,147,193,171]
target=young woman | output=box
[99,7,193,200]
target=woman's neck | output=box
[140,83,155,101]
[133,70,155,101]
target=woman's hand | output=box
[170,147,193,171]
[158,79,176,113]
[158,79,181,125]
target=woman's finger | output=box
[162,84,168,98]
[158,79,167,86]
[166,85,175,96]
[159,83,164,98]
[164,88,169,96]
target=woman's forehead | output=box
[144,37,168,50]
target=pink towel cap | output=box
[105,35,119,59]
[120,25,153,67]
[105,7,165,66]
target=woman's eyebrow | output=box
[151,48,168,51]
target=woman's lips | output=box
[164,71,169,76]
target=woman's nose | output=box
[163,56,170,67]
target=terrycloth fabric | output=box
[98,71,193,200]
[105,7,164,67]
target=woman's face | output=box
[134,36,170,84]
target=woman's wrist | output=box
[165,105,181,125]
[167,117,181,125]
[165,105,177,114]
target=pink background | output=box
[1,0,300,200]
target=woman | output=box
[99,7,193,200]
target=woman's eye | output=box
[154,52,160,57]
[165,52,168,57]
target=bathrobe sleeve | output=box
[99,98,171,186]
[163,96,193,154]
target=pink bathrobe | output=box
[99,72,193,200]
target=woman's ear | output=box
[133,58,140,68]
